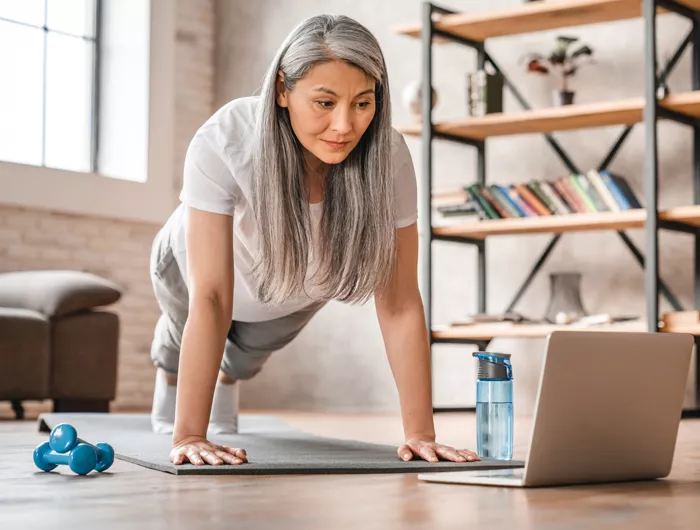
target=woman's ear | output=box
[276,72,288,108]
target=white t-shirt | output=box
[168,96,418,322]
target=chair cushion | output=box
[0,270,122,318]
[50,311,119,399]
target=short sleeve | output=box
[179,131,239,216]
[392,130,419,229]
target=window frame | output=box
[0,0,100,171]
[0,0,176,225]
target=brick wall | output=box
[174,0,216,194]
[0,208,161,411]
[0,0,215,414]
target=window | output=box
[0,0,175,224]
[0,0,98,173]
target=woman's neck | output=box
[303,148,326,174]
[303,150,327,204]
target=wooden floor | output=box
[1,408,699,530]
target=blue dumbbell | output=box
[48,423,115,472]
[33,441,97,475]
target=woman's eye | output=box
[357,101,371,109]
[316,100,333,108]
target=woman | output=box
[149,14,480,466]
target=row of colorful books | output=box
[462,170,643,220]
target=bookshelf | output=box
[394,0,700,416]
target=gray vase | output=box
[544,272,587,324]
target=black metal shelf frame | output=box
[420,1,700,417]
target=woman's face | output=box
[276,60,377,168]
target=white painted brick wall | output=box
[0,0,215,414]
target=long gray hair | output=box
[251,14,396,306]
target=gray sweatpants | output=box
[148,222,325,380]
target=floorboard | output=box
[1,409,698,529]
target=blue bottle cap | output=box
[472,351,513,380]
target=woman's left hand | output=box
[398,435,480,463]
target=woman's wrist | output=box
[172,425,207,446]
[404,431,436,443]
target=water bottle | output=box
[472,351,514,460]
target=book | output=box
[586,170,621,212]
[437,203,478,217]
[508,185,538,217]
[568,174,597,212]
[599,171,632,210]
[577,173,609,212]
[490,184,525,217]
[467,184,501,219]
[554,177,586,213]
[527,181,557,214]
[569,314,640,327]
[490,187,518,217]
[540,181,573,215]
[609,173,643,208]
[451,312,532,326]
[515,183,552,216]
[481,186,510,218]
[465,193,490,220]
[467,185,500,219]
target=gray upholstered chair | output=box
[0,270,121,419]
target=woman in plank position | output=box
[149,14,479,466]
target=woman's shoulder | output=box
[192,96,260,156]
[389,126,412,167]
[210,96,260,131]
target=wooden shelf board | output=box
[392,0,700,42]
[661,204,700,226]
[432,319,700,341]
[432,321,646,340]
[398,97,643,139]
[662,90,700,118]
[433,209,645,239]
[431,205,700,239]
[398,91,700,140]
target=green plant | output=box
[524,36,594,93]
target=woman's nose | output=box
[330,107,352,135]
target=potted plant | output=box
[523,35,594,106]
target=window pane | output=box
[0,20,43,166]
[0,0,45,26]
[46,0,96,37]
[44,32,93,172]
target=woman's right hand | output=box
[170,435,248,466]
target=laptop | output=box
[419,330,694,488]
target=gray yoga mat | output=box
[37,413,525,476]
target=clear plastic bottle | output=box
[472,352,514,460]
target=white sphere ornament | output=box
[402,81,437,122]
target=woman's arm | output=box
[374,223,434,440]
[173,206,234,443]
[375,223,478,463]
